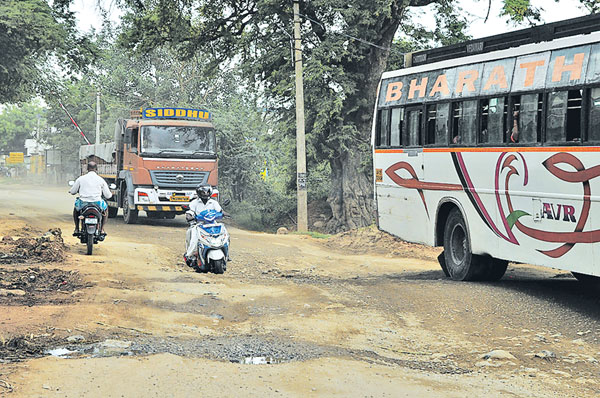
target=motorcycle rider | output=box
[69,161,112,237]
[184,184,228,266]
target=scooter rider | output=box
[184,184,228,266]
[69,161,112,237]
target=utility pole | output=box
[95,91,101,144]
[293,0,308,232]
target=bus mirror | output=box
[109,183,117,190]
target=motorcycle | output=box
[69,181,116,255]
[76,203,105,255]
[186,207,230,274]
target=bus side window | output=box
[480,97,506,144]
[452,100,477,145]
[426,105,436,145]
[546,90,568,142]
[435,103,450,145]
[589,88,600,142]
[425,103,449,146]
[511,94,542,144]
[546,89,582,143]
[405,108,422,147]
[566,90,582,142]
[376,109,391,147]
[390,108,403,147]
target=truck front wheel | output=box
[108,206,118,218]
[123,188,138,224]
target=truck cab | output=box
[107,108,219,223]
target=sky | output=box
[71,0,591,39]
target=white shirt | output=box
[189,198,222,215]
[70,171,112,202]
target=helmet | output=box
[196,184,212,201]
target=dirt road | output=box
[1,183,600,397]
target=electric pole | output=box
[96,91,101,144]
[293,0,308,232]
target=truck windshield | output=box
[140,126,216,157]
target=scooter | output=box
[186,208,230,274]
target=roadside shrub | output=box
[228,181,295,232]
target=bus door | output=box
[396,106,428,244]
[403,106,424,180]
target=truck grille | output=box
[149,170,209,188]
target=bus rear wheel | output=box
[443,208,480,281]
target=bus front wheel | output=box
[443,208,480,281]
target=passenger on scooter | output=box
[184,184,228,266]
[69,161,112,237]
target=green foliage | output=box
[500,0,544,24]
[291,230,331,239]
[115,0,479,230]
[0,101,46,153]
[0,0,96,103]
[581,0,600,13]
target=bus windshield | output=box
[140,126,216,157]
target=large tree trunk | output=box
[325,17,401,233]
[327,149,374,233]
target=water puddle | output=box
[240,356,283,365]
[45,340,135,359]
[46,348,77,358]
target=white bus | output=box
[372,14,600,282]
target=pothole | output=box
[0,267,89,306]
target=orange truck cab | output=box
[79,107,219,224]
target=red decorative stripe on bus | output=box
[385,161,462,218]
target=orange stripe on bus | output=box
[375,149,404,153]
[375,147,600,154]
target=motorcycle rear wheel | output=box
[86,233,94,255]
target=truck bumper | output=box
[136,204,189,213]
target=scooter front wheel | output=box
[212,259,225,274]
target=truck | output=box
[78,107,218,224]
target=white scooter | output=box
[185,207,230,274]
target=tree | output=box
[0,101,46,153]
[0,0,95,103]
[116,0,473,232]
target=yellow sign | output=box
[30,155,44,174]
[375,168,383,182]
[142,107,211,120]
[7,152,24,164]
